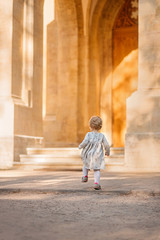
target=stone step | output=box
[26,147,80,156]
[25,148,124,164]
[27,147,124,155]
[20,154,82,164]
[45,142,78,147]
[20,154,124,164]
[16,147,125,171]
[106,156,124,164]
[110,147,124,155]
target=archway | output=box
[112,0,138,147]
[88,0,138,148]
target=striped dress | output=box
[78,131,110,170]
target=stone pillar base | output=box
[0,137,14,169]
[0,99,14,169]
[125,91,160,171]
[14,135,44,161]
[125,133,160,171]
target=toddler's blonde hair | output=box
[89,116,102,130]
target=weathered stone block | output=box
[125,133,160,170]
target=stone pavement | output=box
[0,170,160,240]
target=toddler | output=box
[78,116,110,190]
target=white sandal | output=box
[94,183,101,190]
[82,176,88,182]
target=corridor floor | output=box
[0,170,160,240]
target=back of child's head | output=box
[89,116,102,130]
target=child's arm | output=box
[102,135,110,156]
[78,133,89,149]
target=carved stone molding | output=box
[113,0,138,29]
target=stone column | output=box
[125,0,160,171]
[0,1,14,168]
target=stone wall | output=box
[43,0,84,146]
[43,20,58,147]
[0,0,44,167]
[12,1,44,161]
